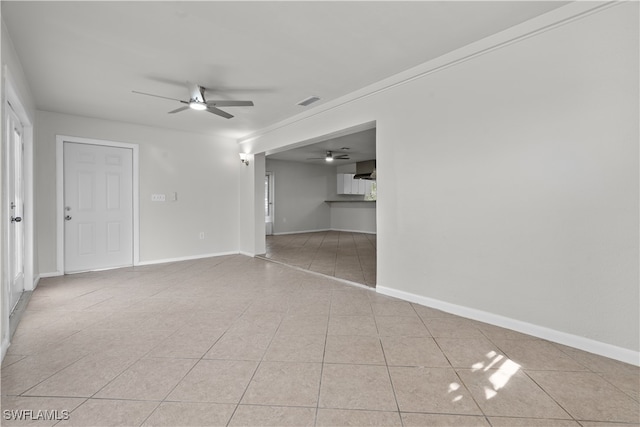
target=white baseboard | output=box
[41,252,242,274]
[272,229,332,236]
[377,286,640,367]
[330,228,376,235]
[136,251,239,266]
[272,228,376,236]
[239,251,256,257]
[39,271,63,278]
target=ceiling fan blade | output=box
[168,106,190,114]
[206,106,234,119]
[132,90,186,103]
[334,155,350,159]
[206,100,254,107]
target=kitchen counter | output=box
[326,200,376,232]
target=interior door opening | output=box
[258,121,377,288]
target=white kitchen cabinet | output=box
[337,174,369,195]
[337,173,352,194]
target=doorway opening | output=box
[258,121,377,288]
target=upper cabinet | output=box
[337,174,373,195]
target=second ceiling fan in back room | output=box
[133,82,254,119]
[307,151,350,162]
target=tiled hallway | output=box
[1,255,638,426]
[262,231,376,287]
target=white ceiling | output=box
[3,1,567,147]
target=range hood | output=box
[354,160,376,180]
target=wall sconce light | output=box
[239,153,250,166]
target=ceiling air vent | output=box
[297,96,320,107]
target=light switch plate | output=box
[151,194,165,202]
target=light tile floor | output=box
[262,231,376,287]
[1,255,638,426]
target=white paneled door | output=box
[7,105,24,312]
[64,142,133,273]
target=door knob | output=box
[11,216,22,223]
[65,215,72,221]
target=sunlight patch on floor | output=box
[469,350,522,400]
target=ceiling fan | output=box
[132,83,253,119]
[307,151,350,162]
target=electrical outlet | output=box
[151,194,166,202]
[199,232,205,240]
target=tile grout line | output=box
[477,328,580,423]
[313,289,332,426]
[223,307,287,426]
[550,342,640,403]
[136,314,241,426]
[411,303,493,426]
[59,257,251,425]
[373,310,406,427]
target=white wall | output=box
[265,158,333,234]
[1,23,35,116]
[253,153,266,255]
[240,3,639,362]
[35,111,240,273]
[238,152,256,256]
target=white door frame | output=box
[2,67,34,358]
[6,104,25,311]
[56,135,140,274]
[265,171,274,235]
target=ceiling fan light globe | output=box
[189,101,207,111]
